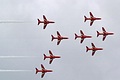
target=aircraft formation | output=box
[36,12,114,78]
[35,50,61,78]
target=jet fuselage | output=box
[45,56,61,59]
[88,47,103,51]
[86,17,101,21]
[40,20,55,24]
[36,69,52,74]
[81,35,92,38]
[54,36,68,40]
[99,32,114,36]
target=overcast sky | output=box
[0,0,120,80]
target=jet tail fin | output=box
[86,46,89,52]
[43,54,47,60]
[51,35,55,41]
[35,68,38,74]
[97,31,100,37]
[75,33,78,40]
[84,16,87,22]
[37,19,41,25]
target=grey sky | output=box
[0,0,119,80]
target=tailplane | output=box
[97,31,100,37]
[86,46,89,52]
[37,19,41,25]
[43,54,47,60]
[75,33,78,40]
[51,35,55,41]
[35,68,38,74]
[84,16,87,22]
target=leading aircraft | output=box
[97,27,114,41]
[37,15,55,29]
[86,43,103,56]
[35,64,53,78]
[84,12,101,26]
[75,30,92,43]
[51,31,68,45]
[44,50,61,64]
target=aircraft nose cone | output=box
[89,36,92,38]
[99,18,101,20]
[111,33,114,35]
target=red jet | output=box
[44,50,61,64]
[97,27,114,41]
[86,43,103,56]
[84,12,101,26]
[51,31,69,45]
[75,30,92,43]
[35,64,52,78]
[37,15,55,29]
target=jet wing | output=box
[49,50,53,56]
[41,72,45,78]
[49,59,53,64]
[43,24,47,29]
[92,50,96,56]
[103,35,106,41]
[81,38,84,43]
[43,15,47,21]
[102,27,106,32]
[57,40,61,45]
[57,31,61,36]
[90,20,94,26]
[80,30,84,35]
[91,43,95,48]
[41,64,45,69]
[90,12,94,18]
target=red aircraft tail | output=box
[75,33,78,40]
[51,35,55,41]
[84,16,87,22]
[86,46,89,52]
[43,54,47,60]
[35,68,39,74]
[97,31,100,37]
[37,19,41,25]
